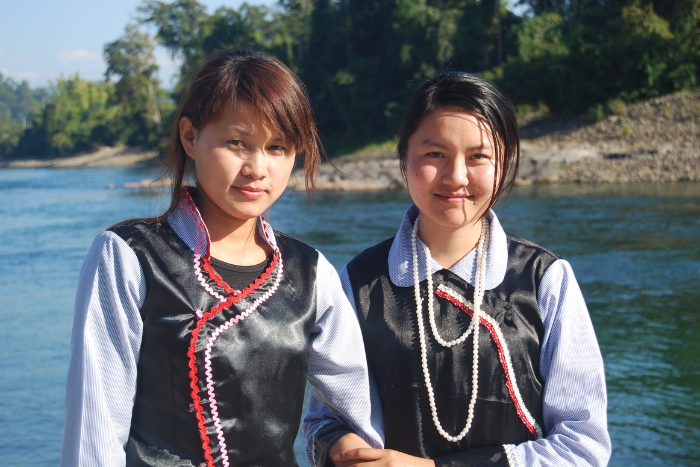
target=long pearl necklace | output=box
[411,214,489,442]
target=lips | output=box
[435,192,474,203]
[234,186,266,199]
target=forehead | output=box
[210,100,285,136]
[411,107,494,148]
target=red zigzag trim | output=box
[181,187,280,465]
[435,288,540,440]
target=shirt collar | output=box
[388,205,507,289]
[167,186,277,257]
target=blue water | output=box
[1,167,699,466]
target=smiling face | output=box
[405,107,498,237]
[180,100,296,228]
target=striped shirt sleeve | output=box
[511,259,611,466]
[303,253,384,465]
[60,231,146,467]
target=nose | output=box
[241,150,266,179]
[443,157,469,186]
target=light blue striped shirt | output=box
[61,203,382,466]
[308,206,611,466]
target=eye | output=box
[227,139,245,148]
[426,151,444,159]
[470,153,491,161]
[267,145,288,154]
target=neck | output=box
[195,189,271,266]
[416,214,484,269]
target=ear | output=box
[179,117,197,160]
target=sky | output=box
[0,0,275,89]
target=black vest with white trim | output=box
[109,220,318,467]
[346,234,559,465]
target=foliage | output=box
[0,74,47,157]
[5,0,700,158]
[494,0,699,114]
[36,76,118,154]
[104,24,164,145]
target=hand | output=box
[333,448,436,467]
[329,433,373,467]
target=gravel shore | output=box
[4,92,697,190]
[288,92,700,190]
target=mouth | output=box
[234,186,266,199]
[434,193,475,204]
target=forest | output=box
[1,0,698,158]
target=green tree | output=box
[104,24,163,145]
[20,76,118,155]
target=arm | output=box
[303,256,384,467]
[60,231,145,467]
[508,259,611,467]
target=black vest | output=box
[109,220,318,467]
[346,234,559,460]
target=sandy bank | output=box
[0,146,159,168]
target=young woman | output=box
[308,72,611,466]
[61,50,382,467]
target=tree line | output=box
[1,0,698,158]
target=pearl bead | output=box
[412,214,489,442]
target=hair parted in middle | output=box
[397,71,520,214]
[161,49,324,218]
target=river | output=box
[1,167,698,466]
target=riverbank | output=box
[3,92,698,189]
[0,145,159,168]
[288,92,700,190]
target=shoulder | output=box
[348,237,394,270]
[505,232,561,262]
[503,232,562,286]
[273,230,320,261]
[345,237,394,284]
[107,217,166,244]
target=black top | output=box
[345,234,559,467]
[210,256,271,291]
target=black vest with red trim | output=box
[345,234,559,464]
[108,219,318,467]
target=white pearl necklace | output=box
[411,214,489,442]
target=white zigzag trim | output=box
[437,284,544,439]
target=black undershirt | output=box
[210,256,271,290]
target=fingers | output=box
[333,447,385,463]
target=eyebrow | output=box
[419,138,492,151]
[227,127,286,142]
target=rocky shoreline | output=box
[3,92,698,190]
[289,92,700,190]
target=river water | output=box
[1,167,698,466]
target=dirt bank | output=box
[288,92,700,190]
[4,92,697,190]
[0,146,159,168]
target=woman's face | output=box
[405,107,498,235]
[180,101,295,224]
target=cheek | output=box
[473,164,496,195]
[269,156,296,183]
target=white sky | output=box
[0,0,276,88]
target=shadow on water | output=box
[1,170,698,466]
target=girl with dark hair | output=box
[313,72,611,466]
[61,50,381,466]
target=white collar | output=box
[167,186,277,257]
[388,205,507,290]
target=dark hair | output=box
[397,72,519,214]
[161,49,323,218]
